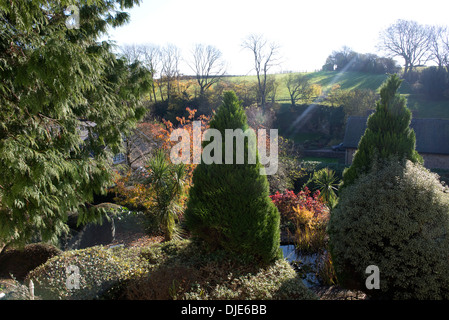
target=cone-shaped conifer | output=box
[341,74,423,188]
[184,91,281,263]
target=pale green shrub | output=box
[26,246,148,300]
[328,160,449,299]
[183,259,317,300]
[26,239,317,300]
[109,239,317,300]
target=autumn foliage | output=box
[270,188,328,225]
[113,108,211,237]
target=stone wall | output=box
[345,148,449,170]
[345,148,357,165]
[421,154,449,170]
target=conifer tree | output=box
[184,91,281,264]
[0,0,150,248]
[341,74,423,188]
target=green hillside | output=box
[225,71,449,119]
[302,71,389,91]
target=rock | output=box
[66,217,116,250]
[63,203,122,250]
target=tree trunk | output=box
[152,84,158,103]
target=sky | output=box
[103,0,449,76]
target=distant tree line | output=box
[409,66,449,100]
[119,33,282,121]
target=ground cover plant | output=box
[24,239,317,300]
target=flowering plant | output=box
[270,187,328,224]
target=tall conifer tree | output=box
[341,74,423,188]
[0,0,150,247]
[184,91,281,263]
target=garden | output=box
[3,75,449,302]
[0,91,348,301]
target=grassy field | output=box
[405,94,449,119]
[301,157,340,164]
[225,71,449,119]
[226,71,390,101]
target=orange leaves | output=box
[291,204,329,254]
[114,108,211,214]
[113,171,155,211]
[162,107,211,171]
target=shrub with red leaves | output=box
[270,187,328,225]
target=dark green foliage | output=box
[322,48,400,74]
[341,74,423,188]
[0,0,149,247]
[328,160,449,299]
[184,91,281,263]
[417,66,449,100]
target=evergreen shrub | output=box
[328,160,449,299]
[184,91,281,263]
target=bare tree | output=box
[188,44,226,97]
[139,44,161,102]
[242,34,281,113]
[120,43,142,63]
[429,25,449,69]
[160,44,181,102]
[285,73,313,107]
[378,19,433,76]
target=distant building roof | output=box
[343,116,449,155]
[79,120,97,141]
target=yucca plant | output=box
[311,168,339,208]
[145,149,186,241]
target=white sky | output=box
[103,0,449,75]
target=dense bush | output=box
[0,243,61,281]
[413,66,449,100]
[270,188,328,226]
[274,105,345,146]
[322,48,400,74]
[328,160,449,299]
